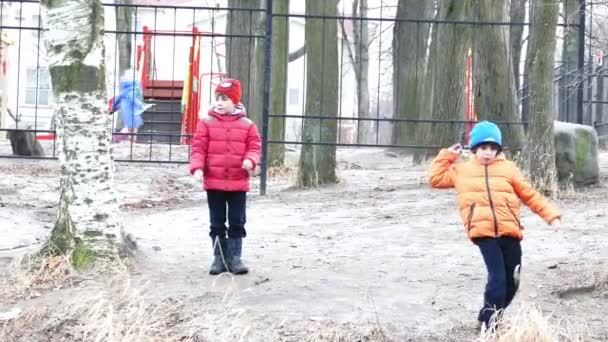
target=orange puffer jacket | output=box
[428,150,561,241]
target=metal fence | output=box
[0,0,600,193]
[0,0,266,163]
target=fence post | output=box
[576,0,585,124]
[596,64,605,144]
[260,0,273,196]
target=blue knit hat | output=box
[469,121,502,150]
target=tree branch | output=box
[288,45,306,62]
[339,18,357,68]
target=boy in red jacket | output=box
[189,79,262,275]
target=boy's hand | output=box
[193,169,203,181]
[447,143,463,155]
[550,218,561,232]
[242,159,254,171]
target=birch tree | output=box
[42,0,129,266]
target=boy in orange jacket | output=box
[428,121,561,330]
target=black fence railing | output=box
[0,0,600,195]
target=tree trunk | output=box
[509,0,526,92]
[42,0,128,267]
[352,0,372,144]
[226,0,256,109]
[473,0,524,150]
[421,0,473,159]
[527,0,559,193]
[268,0,289,167]
[248,0,265,129]
[115,0,132,75]
[114,0,133,130]
[297,0,339,188]
[391,0,433,150]
[288,45,305,62]
[558,0,579,122]
[413,3,439,164]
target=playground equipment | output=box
[464,48,478,146]
[134,26,227,145]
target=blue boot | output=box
[209,236,227,275]
[227,238,248,274]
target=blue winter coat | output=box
[112,80,144,129]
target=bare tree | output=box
[249,1,266,129]
[510,0,527,92]
[558,0,580,122]
[226,0,257,119]
[338,0,372,144]
[115,0,133,75]
[473,0,525,150]
[526,0,559,193]
[114,0,133,130]
[391,0,433,151]
[352,0,372,144]
[297,0,339,187]
[268,0,289,166]
[421,0,474,159]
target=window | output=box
[24,67,51,106]
[288,88,299,105]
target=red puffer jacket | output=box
[189,108,262,192]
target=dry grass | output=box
[271,320,391,342]
[59,280,192,341]
[304,324,390,342]
[0,253,76,301]
[268,163,295,178]
[0,261,603,342]
[0,306,49,339]
[0,247,604,341]
[0,259,204,342]
[0,255,263,341]
[0,255,395,342]
[477,304,583,342]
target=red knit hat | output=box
[215,79,241,105]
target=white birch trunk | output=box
[42,0,126,266]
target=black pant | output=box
[207,190,247,238]
[476,237,522,326]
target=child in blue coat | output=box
[111,70,145,142]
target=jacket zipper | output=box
[466,203,476,231]
[506,203,522,230]
[484,165,499,237]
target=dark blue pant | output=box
[476,237,522,326]
[206,191,247,238]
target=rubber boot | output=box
[209,236,227,275]
[227,237,248,274]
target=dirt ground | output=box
[0,140,607,341]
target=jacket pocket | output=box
[506,203,523,230]
[466,204,476,231]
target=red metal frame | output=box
[180,27,200,144]
[464,48,477,145]
[137,26,204,144]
